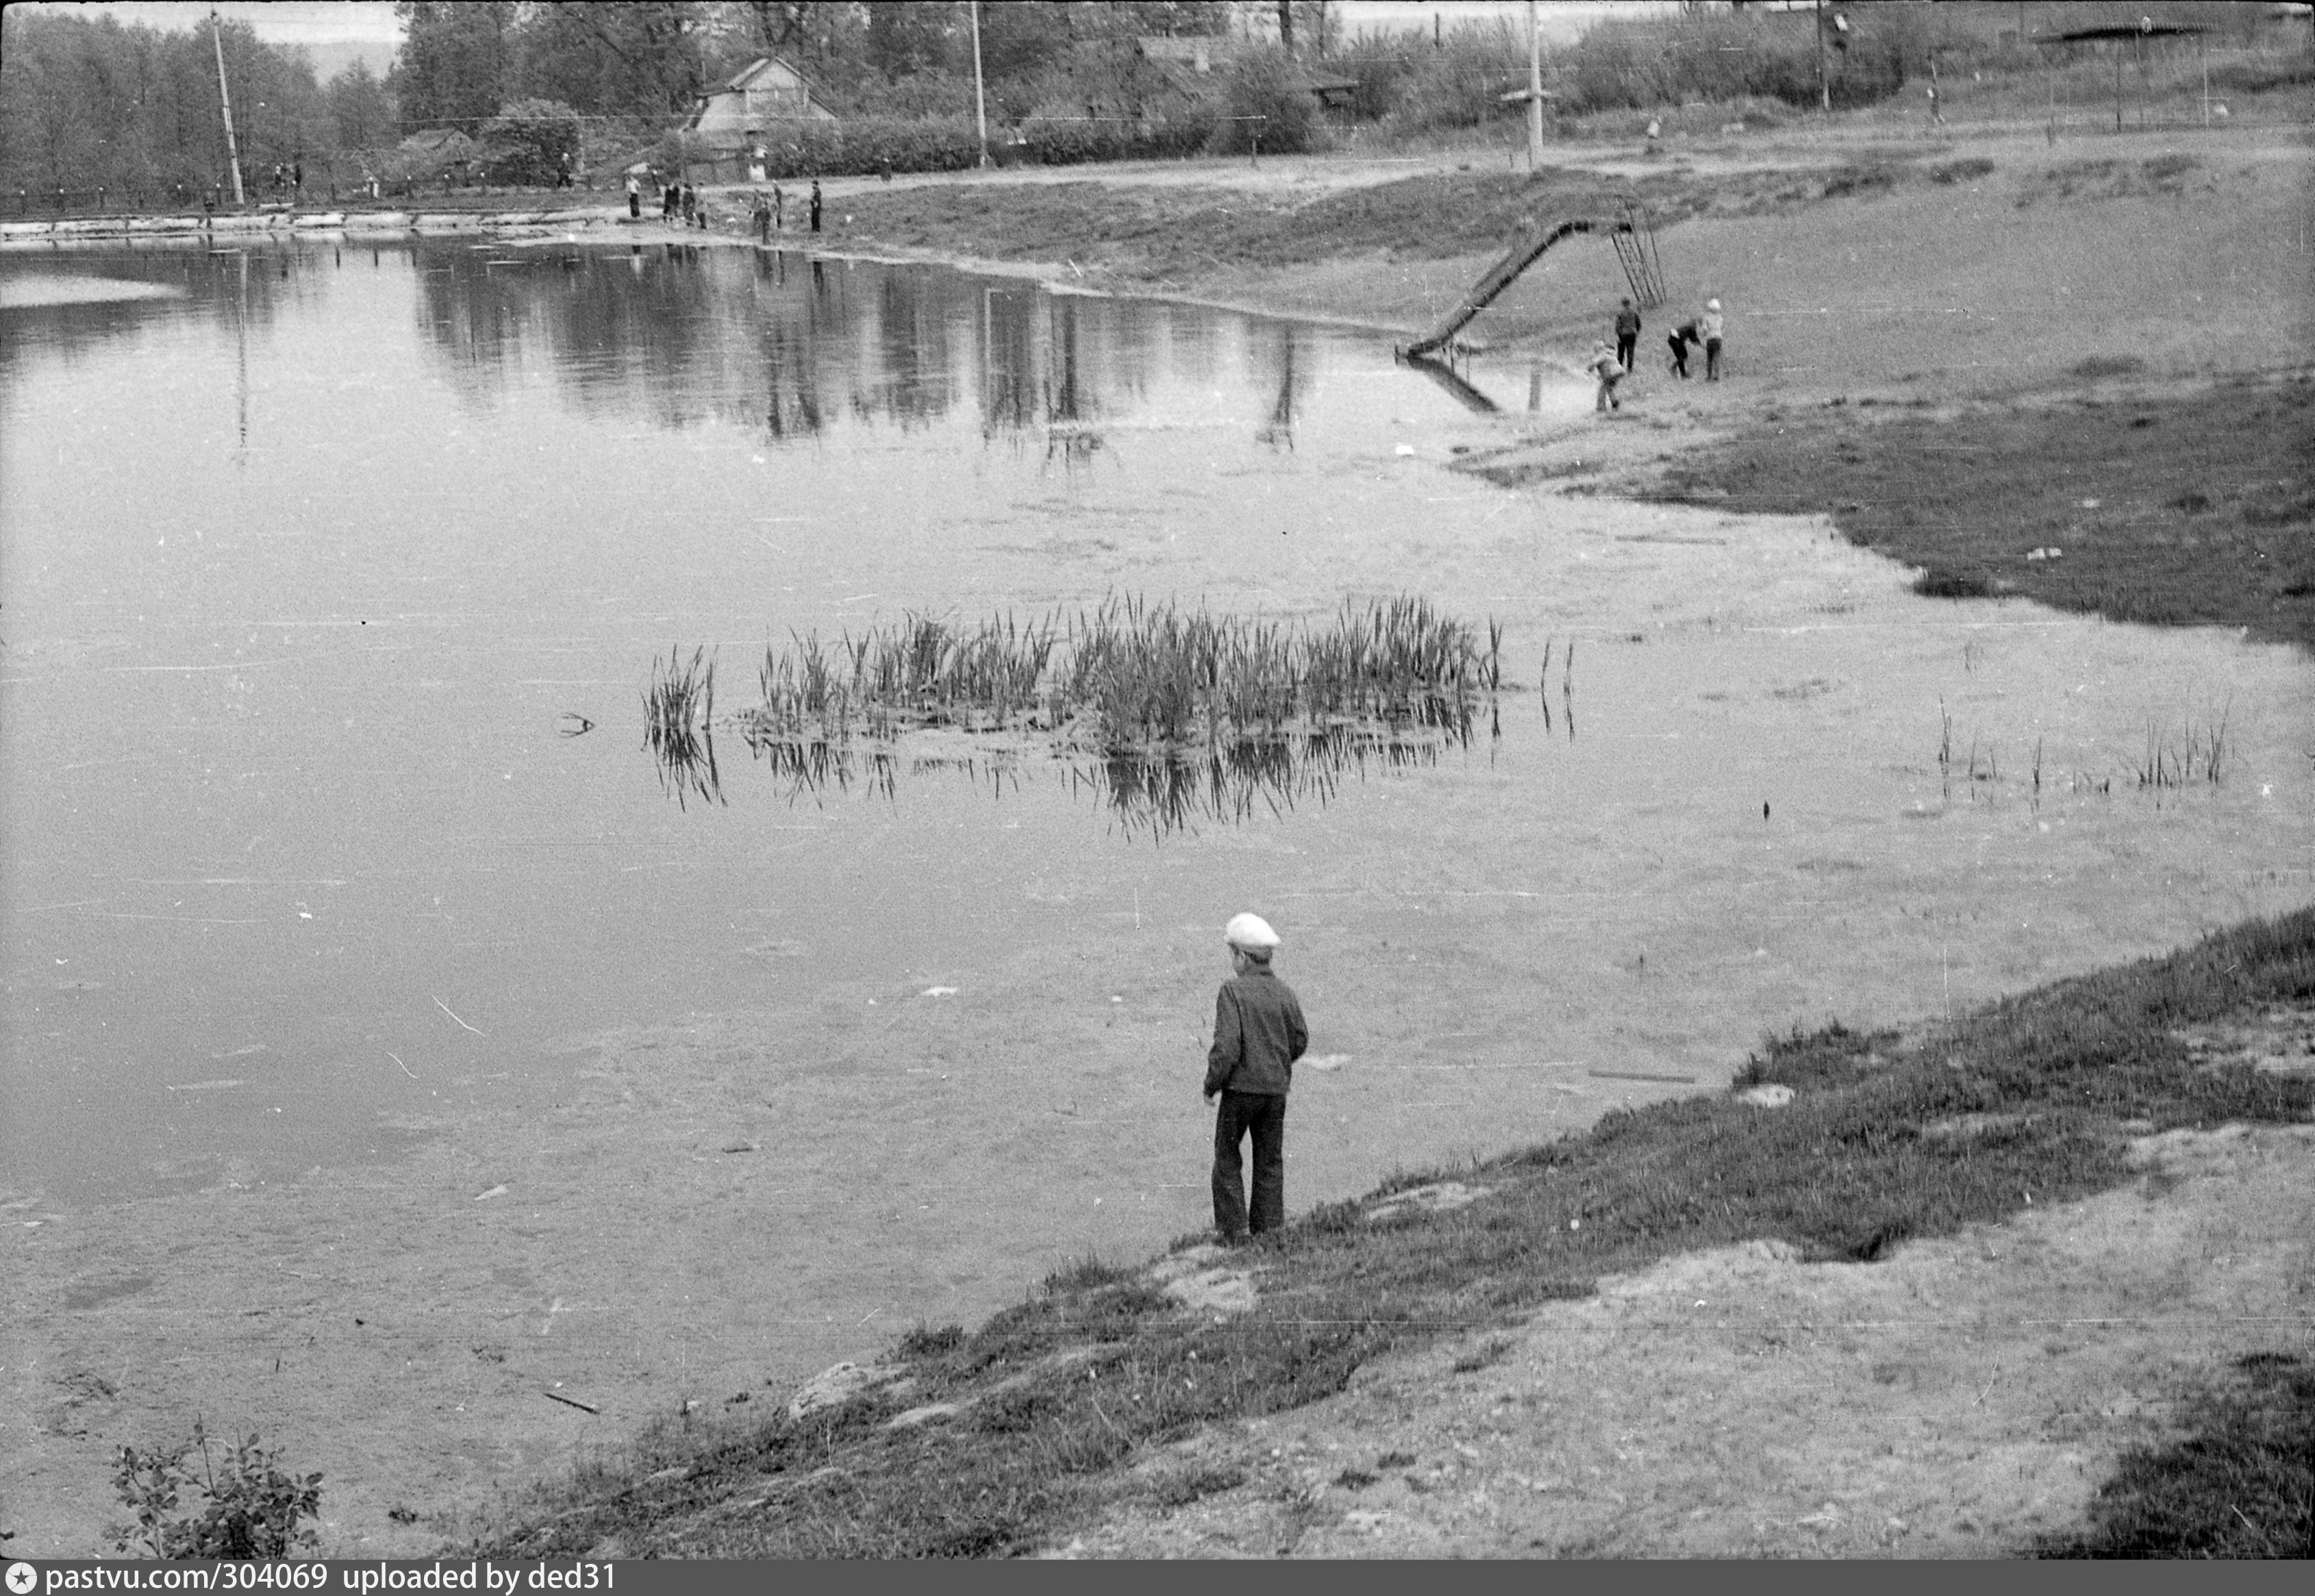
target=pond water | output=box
[1,234,2307,1538]
[0,237,1605,1209]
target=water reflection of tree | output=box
[403,242,1356,452]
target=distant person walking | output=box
[680,182,696,225]
[1666,316,1701,379]
[1204,913,1307,1243]
[808,179,823,234]
[626,174,640,219]
[660,177,677,221]
[1614,297,1642,374]
[1588,340,1626,412]
[772,182,785,231]
[751,191,771,243]
[1701,297,1725,381]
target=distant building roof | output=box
[690,55,839,134]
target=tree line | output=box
[4,1,2292,211]
[0,3,1253,207]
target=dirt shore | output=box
[1047,1117,2315,1559]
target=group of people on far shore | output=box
[623,172,824,238]
[1588,293,1726,413]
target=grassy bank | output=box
[466,908,2315,1558]
[827,160,1829,290]
[1650,371,2315,653]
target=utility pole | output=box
[210,5,246,208]
[1527,1,1544,169]
[1815,0,1829,114]
[971,0,989,168]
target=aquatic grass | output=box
[642,647,723,809]
[731,595,1501,756]
[2140,710,2232,791]
[653,597,1512,832]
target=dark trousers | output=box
[1616,333,1637,372]
[1705,337,1723,380]
[1668,334,1690,377]
[1212,1089,1286,1238]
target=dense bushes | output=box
[766,118,986,179]
[1372,23,1530,134]
[481,99,582,186]
[1020,116,1210,167]
[656,111,1223,183]
[1555,14,1907,114]
[1204,47,1323,156]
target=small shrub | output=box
[1929,157,1994,184]
[1914,570,1992,599]
[1149,1463,1245,1507]
[2141,153,2200,189]
[1822,164,1901,199]
[110,1421,323,1559]
[897,1323,966,1360]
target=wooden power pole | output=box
[1816,0,1830,114]
[1527,1,1545,168]
[971,0,989,168]
[210,5,247,207]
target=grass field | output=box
[1652,371,2315,651]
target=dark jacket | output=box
[1615,306,1642,338]
[1205,963,1307,1097]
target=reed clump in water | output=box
[642,646,723,808]
[736,594,1503,756]
[2140,708,2231,791]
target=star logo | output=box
[5,1562,38,1596]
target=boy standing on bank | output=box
[1204,913,1308,1243]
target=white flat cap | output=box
[1224,912,1280,951]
